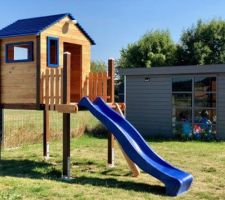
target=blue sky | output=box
[1,0,225,62]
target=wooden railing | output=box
[83,59,115,102]
[41,58,115,110]
[41,68,63,110]
[83,72,108,101]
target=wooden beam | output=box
[0,109,4,160]
[63,113,70,177]
[0,39,3,159]
[43,110,50,159]
[108,59,115,103]
[0,103,44,110]
[62,52,71,178]
[36,36,41,108]
[108,132,115,167]
[114,103,140,177]
[55,104,78,113]
[63,52,71,104]
[0,39,2,105]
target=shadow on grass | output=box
[66,176,165,195]
[0,159,165,196]
[0,159,61,179]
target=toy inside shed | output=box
[0,13,123,177]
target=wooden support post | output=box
[63,113,70,177]
[108,132,115,167]
[114,103,140,177]
[62,52,71,178]
[107,59,115,166]
[0,109,4,160]
[108,58,115,103]
[43,110,50,160]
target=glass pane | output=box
[194,109,216,125]
[172,122,192,137]
[172,93,192,107]
[195,93,216,107]
[50,39,58,65]
[172,77,192,92]
[172,107,192,123]
[195,77,216,92]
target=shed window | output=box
[172,76,217,139]
[6,42,33,63]
[47,37,59,67]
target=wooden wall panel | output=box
[40,16,91,102]
[0,36,37,104]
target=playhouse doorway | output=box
[64,42,82,102]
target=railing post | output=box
[63,53,71,104]
[108,58,115,103]
[62,52,71,178]
[107,58,115,167]
[0,109,4,160]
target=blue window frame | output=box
[47,37,59,67]
[5,41,33,63]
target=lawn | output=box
[0,136,225,200]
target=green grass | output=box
[0,136,225,200]
[3,110,100,147]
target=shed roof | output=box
[119,64,225,76]
[0,13,95,45]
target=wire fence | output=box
[3,110,100,148]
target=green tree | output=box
[178,19,225,65]
[118,30,177,68]
[91,60,107,72]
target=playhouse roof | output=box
[0,13,95,44]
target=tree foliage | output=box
[177,19,225,65]
[118,30,177,68]
[118,19,225,68]
[91,60,107,72]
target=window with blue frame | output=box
[6,41,33,63]
[47,37,59,67]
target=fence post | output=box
[43,110,50,160]
[0,109,4,160]
[62,52,71,178]
[107,58,115,167]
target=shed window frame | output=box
[47,36,59,67]
[172,75,217,136]
[5,41,34,63]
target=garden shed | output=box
[120,64,225,140]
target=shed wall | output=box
[126,75,172,138]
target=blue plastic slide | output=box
[78,97,193,196]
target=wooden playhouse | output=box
[0,13,120,177]
[0,13,115,111]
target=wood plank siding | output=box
[40,16,91,102]
[0,35,37,104]
[126,75,172,138]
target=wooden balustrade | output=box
[83,58,115,102]
[41,58,115,110]
[41,68,63,110]
[85,72,108,101]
